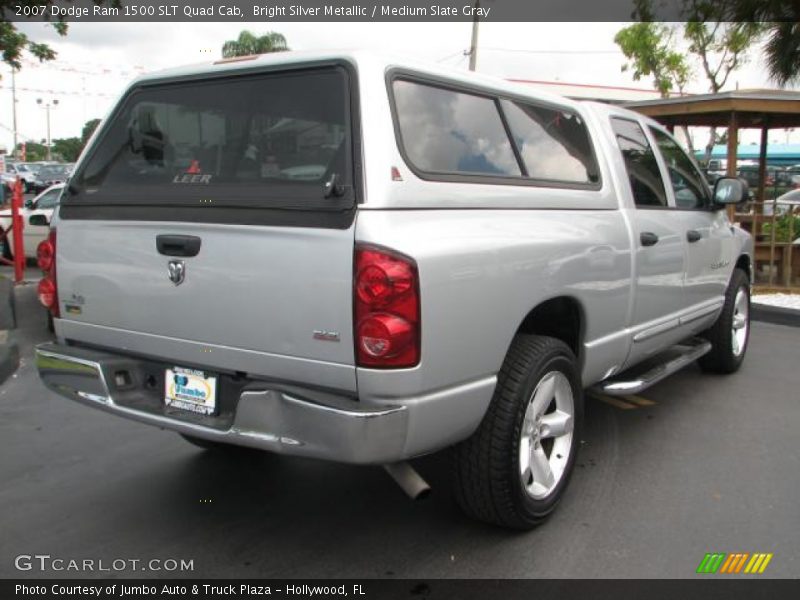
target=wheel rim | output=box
[731,287,749,357]
[519,371,575,500]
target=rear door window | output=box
[611,118,668,208]
[69,66,354,211]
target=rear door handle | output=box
[640,231,659,247]
[686,229,702,243]
[156,235,201,257]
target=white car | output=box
[0,183,62,260]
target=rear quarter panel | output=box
[355,62,636,405]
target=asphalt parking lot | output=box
[0,280,798,579]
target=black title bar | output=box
[4,579,800,600]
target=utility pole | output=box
[11,69,18,159]
[37,98,59,161]
[468,0,480,71]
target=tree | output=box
[614,22,691,98]
[221,30,289,58]
[616,0,765,163]
[724,1,800,87]
[52,137,82,162]
[681,3,764,95]
[615,9,693,151]
[0,1,118,70]
[81,118,102,145]
[17,141,47,162]
[680,3,764,163]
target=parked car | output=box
[34,52,752,529]
[32,164,71,194]
[0,183,62,261]
[4,162,36,192]
[737,164,774,189]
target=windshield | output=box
[68,66,354,211]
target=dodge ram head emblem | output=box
[167,260,186,286]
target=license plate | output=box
[164,366,217,415]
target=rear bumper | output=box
[35,342,409,464]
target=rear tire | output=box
[1,238,11,262]
[453,335,582,529]
[698,268,750,374]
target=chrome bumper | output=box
[35,343,408,464]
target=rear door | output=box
[610,117,688,361]
[55,64,360,390]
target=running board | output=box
[592,338,712,396]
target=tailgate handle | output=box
[156,235,201,257]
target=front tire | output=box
[698,268,750,374]
[453,335,582,529]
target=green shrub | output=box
[762,214,800,242]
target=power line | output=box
[436,50,468,63]
[0,85,116,98]
[18,57,145,78]
[481,47,622,56]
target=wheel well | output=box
[516,297,583,361]
[735,255,751,281]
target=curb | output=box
[751,303,800,328]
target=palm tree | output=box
[725,0,799,87]
[221,31,289,58]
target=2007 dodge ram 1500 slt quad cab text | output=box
[35,51,752,529]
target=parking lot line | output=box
[587,392,657,410]
[588,393,637,410]
[623,395,657,406]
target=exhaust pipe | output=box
[383,462,431,500]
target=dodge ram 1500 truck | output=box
[35,51,752,529]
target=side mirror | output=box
[24,199,34,208]
[29,214,50,227]
[713,177,747,206]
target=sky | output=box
[2,21,798,153]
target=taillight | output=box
[36,230,59,317]
[354,244,420,368]
[37,239,54,271]
[37,277,56,308]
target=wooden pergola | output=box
[627,89,800,290]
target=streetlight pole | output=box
[36,98,59,161]
[11,69,18,159]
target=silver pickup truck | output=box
[35,51,752,529]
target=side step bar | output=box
[592,338,712,396]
